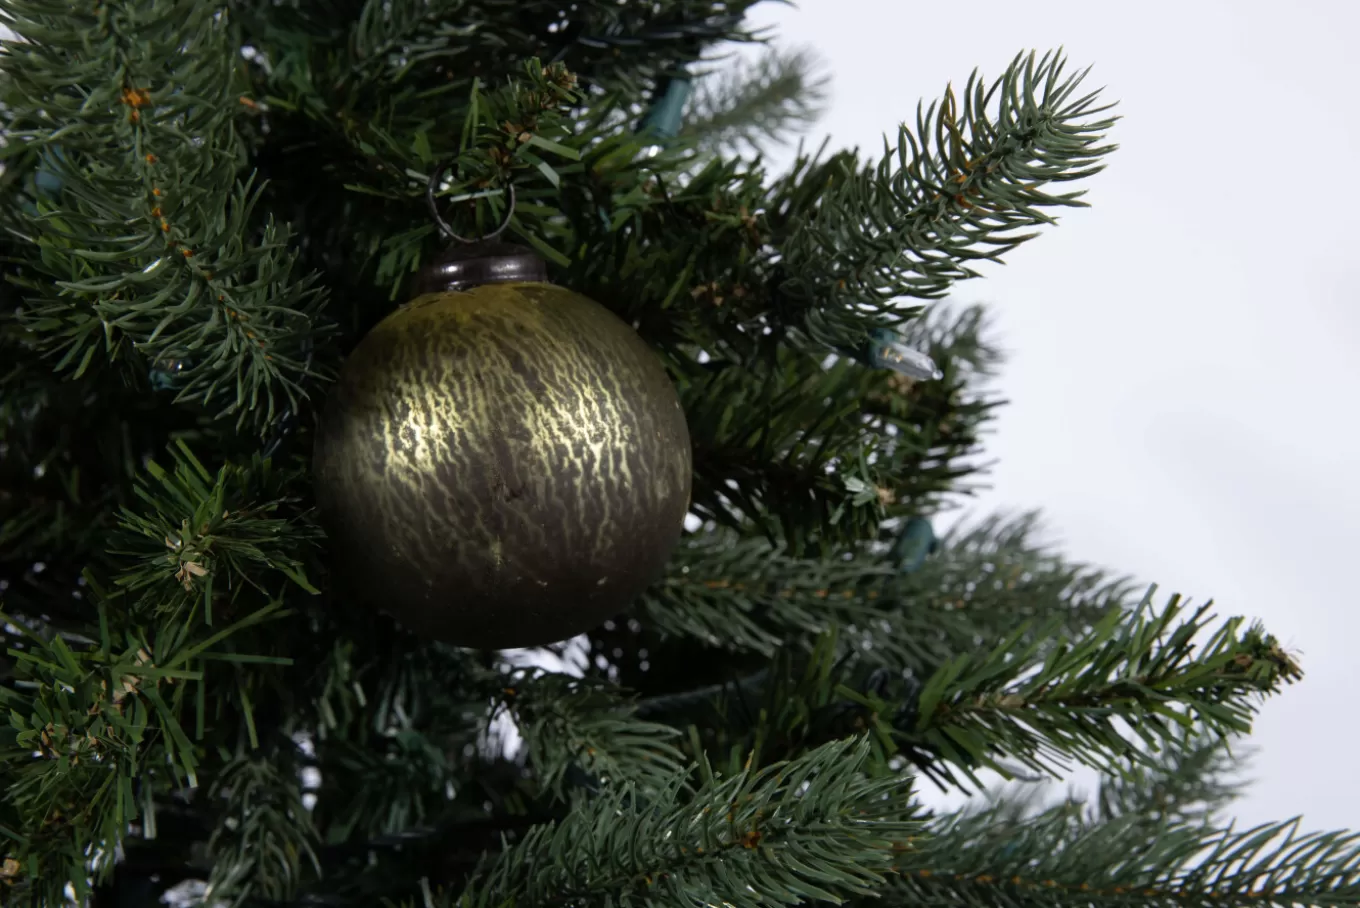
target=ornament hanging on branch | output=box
[312,164,693,650]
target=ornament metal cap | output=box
[416,162,547,295]
[414,238,549,295]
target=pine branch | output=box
[201,752,322,907]
[337,0,763,95]
[289,662,685,869]
[1091,722,1253,827]
[682,45,829,156]
[880,804,1360,908]
[911,510,1142,653]
[0,0,331,434]
[0,441,320,900]
[302,638,491,844]
[942,717,1254,841]
[346,0,469,86]
[446,735,923,908]
[766,47,1121,352]
[547,0,766,103]
[0,594,294,903]
[245,54,589,307]
[678,303,1003,552]
[640,530,967,671]
[554,142,776,352]
[236,0,757,295]
[503,669,688,803]
[898,589,1303,789]
[644,587,1301,802]
[638,509,1135,672]
[109,439,322,618]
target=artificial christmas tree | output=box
[0,2,1352,907]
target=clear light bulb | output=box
[869,329,943,380]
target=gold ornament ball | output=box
[313,279,692,650]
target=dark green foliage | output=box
[0,0,329,435]
[502,671,689,803]
[110,439,321,614]
[637,508,1136,676]
[674,301,1005,553]
[0,0,1342,906]
[452,737,925,908]
[202,753,321,905]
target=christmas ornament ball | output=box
[313,273,692,650]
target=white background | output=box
[729,0,1359,831]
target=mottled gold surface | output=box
[312,282,692,649]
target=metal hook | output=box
[425,159,516,244]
